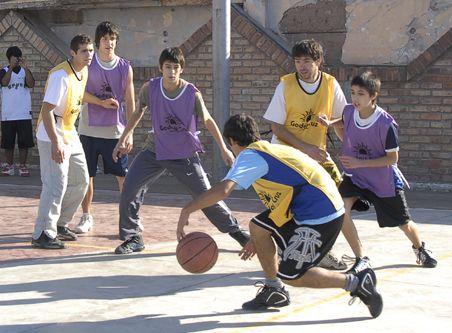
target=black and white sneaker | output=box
[345,256,371,275]
[413,242,437,268]
[229,229,251,247]
[57,226,78,241]
[242,281,290,310]
[349,268,383,318]
[115,235,145,254]
[32,232,66,249]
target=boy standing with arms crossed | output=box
[321,71,437,269]
[113,47,250,254]
[76,21,135,234]
[0,46,35,176]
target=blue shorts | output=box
[80,135,128,178]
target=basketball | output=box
[176,232,218,274]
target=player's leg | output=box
[1,120,16,176]
[338,176,371,274]
[17,119,34,176]
[57,137,89,241]
[167,153,249,247]
[32,140,69,249]
[115,149,165,254]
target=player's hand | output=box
[177,209,190,241]
[51,141,65,164]
[221,148,235,166]
[101,98,120,110]
[239,240,256,261]
[339,155,362,169]
[18,57,27,69]
[304,145,328,163]
[317,113,331,126]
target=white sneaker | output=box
[75,214,93,234]
[318,251,347,270]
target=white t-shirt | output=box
[36,69,80,143]
[263,75,347,144]
[1,66,32,121]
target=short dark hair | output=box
[6,46,22,60]
[159,47,185,68]
[292,39,324,63]
[351,71,381,97]
[95,21,120,48]
[223,114,261,147]
[70,34,92,53]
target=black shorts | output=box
[339,176,411,228]
[1,119,34,149]
[251,210,344,280]
[80,135,128,177]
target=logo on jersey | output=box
[283,227,322,269]
[258,191,282,211]
[289,108,318,130]
[159,115,185,132]
[95,81,113,100]
[353,142,373,159]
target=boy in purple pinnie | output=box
[112,47,251,254]
[320,71,437,271]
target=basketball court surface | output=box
[0,173,451,332]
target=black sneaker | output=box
[115,235,145,254]
[31,232,66,249]
[413,242,437,268]
[349,268,383,318]
[242,281,290,310]
[229,229,251,247]
[57,226,78,241]
[351,198,371,212]
[345,256,371,275]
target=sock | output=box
[345,274,359,292]
[265,277,283,289]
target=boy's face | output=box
[71,43,94,68]
[351,85,376,111]
[294,55,321,82]
[99,34,117,55]
[160,60,183,84]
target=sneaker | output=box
[349,268,383,318]
[18,164,30,177]
[229,229,251,247]
[242,281,290,310]
[318,251,347,270]
[75,214,93,234]
[351,198,371,212]
[345,256,371,275]
[115,235,145,254]
[413,242,437,268]
[57,226,78,241]
[1,163,14,176]
[31,232,66,249]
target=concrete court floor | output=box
[0,172,451,333]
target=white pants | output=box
[33,138,89,239]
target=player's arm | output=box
[0,68,12,86]
[177,180,236,241]
[19,58,35,88]
[199,93,235,166]
[124,65,135,122]
[83,92,119,109]
[270,121,328,162]
[340,150,398,169]
[40,102,65,164]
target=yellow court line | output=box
[230,252,452,333]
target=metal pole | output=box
[212,0,230,180]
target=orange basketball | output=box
[176,232,218,274]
